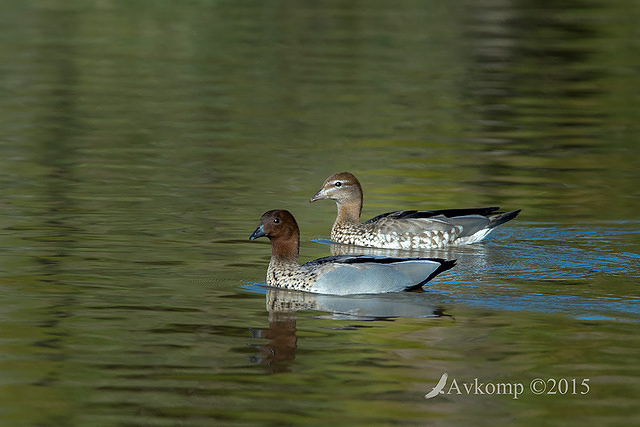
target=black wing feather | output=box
[364,207,501,224]
[407,258,457,291]
[305,255,455,269]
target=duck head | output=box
[250,209,299,241]
[309,172,363,205]
[250,210,300,261]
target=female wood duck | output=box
[310,172,520,250]
[250,210,455,295]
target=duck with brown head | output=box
[310,172,521,250]
[250,210,455,295]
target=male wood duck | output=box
[310,172,520,250]
[250,209,455,295]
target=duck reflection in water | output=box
[250,310,298,372]
[250,286,451,372]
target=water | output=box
[0,0,639,425]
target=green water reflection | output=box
[0,0,638,426]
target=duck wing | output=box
[302,256,455,295]
[442,209,521,237]
[366,209,521,240]
[371,216,460,235]
[364,207,501,224]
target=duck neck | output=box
[335,194,362,226]
[269,234,300,265]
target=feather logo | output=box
[425,373,448,399]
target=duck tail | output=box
[407,258,457,291]
[489,209,521,229]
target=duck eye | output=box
[334,181,342,187]
[273,217,280,224]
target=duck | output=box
[249,209,456,295]
[310,172,521,250]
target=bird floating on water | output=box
[310,172,520,250]
[250,209,455,295]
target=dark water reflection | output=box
[0,0,639,426]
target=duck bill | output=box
[249,225,266,240]
[309,188,327,203]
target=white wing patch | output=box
[311,260,441,295]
